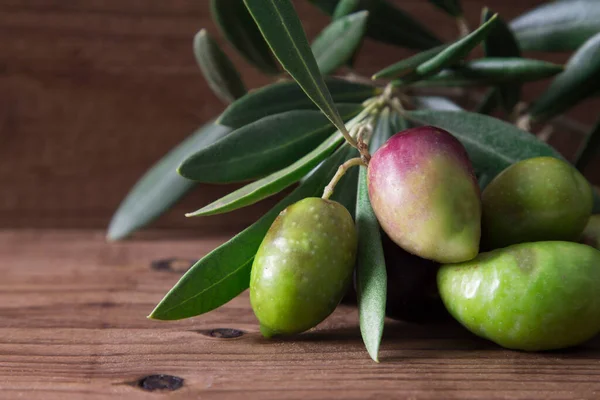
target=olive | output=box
[250,197,357,337]
[482,157,593,249]
[368,126,481,263]
[438,241,600,351]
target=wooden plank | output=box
[0,230,599,399]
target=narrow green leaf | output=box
[210,0,279,74]
[428,0,463,18]
[410,58,563,87]
[355,114,390,362]
[510,0,600,52]
[369,108,392,151]
[186,134,342,217]
[186,108,369,217]
[395,13,498,85]
[312,11,369,75]
[404,110,562,179]
[530,32,600,122]
[333,0,360,19]
[309,0,442,50]
[482,8,521,113]
[575,117,600,172]
[149,143,357,320]
[371,45,446,80]
[179,105,361,183]
[389,110,410,132]
[219,78,378,129]
[107,121,231,241]
[193,29,247,104]
[243,0,348,135]
[414,96,463,111]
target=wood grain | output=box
[2,0,597,234]
[0,230,599,399]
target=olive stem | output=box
[322,157,367,200]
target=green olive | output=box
[482,157,593,249]
[250,197,357,337]
[438,241,600,351]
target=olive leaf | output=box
[312,11,369,75]
[371,45,446,80]
[575,117,600,172]
[389,110,410,132]
[404,110,562,180]
[218,78,378,129]
[428,0,463,18]
[243,0,349,135]
[106,121,231,241]
[309,0,442,50]
[210,0,279,75]
[529,32,600,123]
[186,108,372,217]
[149,143,357,320]
[414,96,463,111]
[510,0,600,52]
[392,14,499,85]
[179,105,361,183]
[355,111,393,363]
[482,8,521,113]
[410,58,563,87]
[193,29,247,104]
[333,0,360,19]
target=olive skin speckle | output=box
[250,197,358,338]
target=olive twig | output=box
[322,157,367,200]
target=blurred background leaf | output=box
[312,11,369,75]
[309,0,442,50]
[107,121,231,241]
[482,8,521,114]
[194,29,247,104]
[510,0,600,52]
[211,0,280,74]
[529,32,600,122]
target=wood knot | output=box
[150,258,196,273]
[200,328,245,339]
[138,374,184,392]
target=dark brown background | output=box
[1,0,598,236]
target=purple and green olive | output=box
[250,197,357,338]
[482,157,593,250]
[368,126,481,263]
[438,241,600,351]
[382,232,450,323]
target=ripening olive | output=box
[438,241,600,351]
[368,126,481,263]
[482,157,593,249]
[250,197,357,338]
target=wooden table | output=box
[1,230,599,399]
